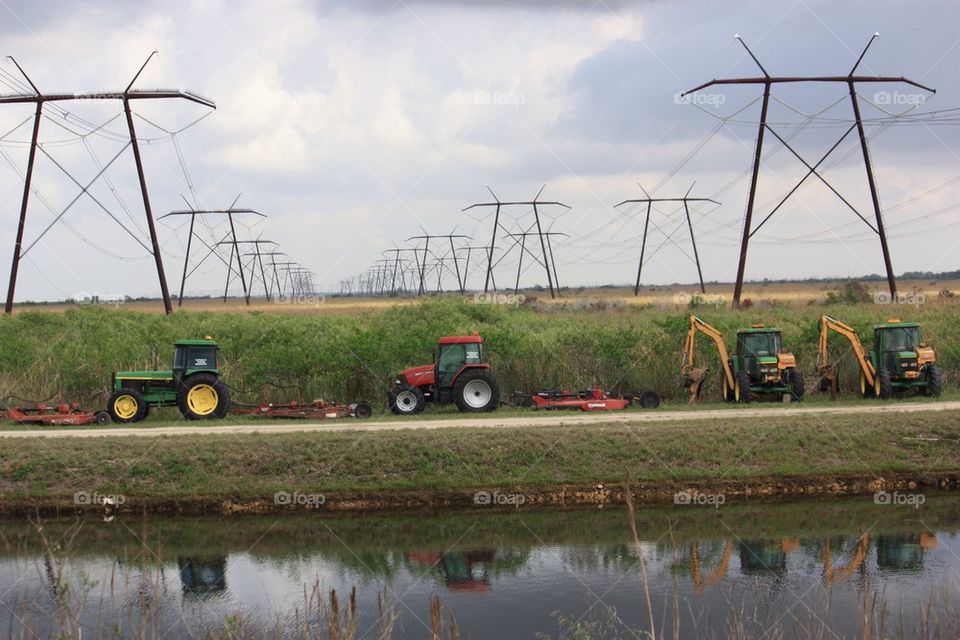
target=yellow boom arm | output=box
[817,315,875,389]
[681,315,735,397]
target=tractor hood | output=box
[397,364,435,386]
[114,370,173,380]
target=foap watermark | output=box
[474,90,526,108]
[874,90,927,107]
[73,291,125,305]
[474,490,526,508]
[74,491,126,506]
[674,291,724,307]
[873,291,925,307]
[474,292,525,306]
[674,92,725,108]
[874,490,925,509]
[274,491,326,507]
[279,294,326,306]
[674,490,725,508]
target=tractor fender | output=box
[449,363,492,386]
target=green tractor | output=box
[731,325,804,402]
[682,317,804,403]
[868,319,941,399]
[108,338,231,423]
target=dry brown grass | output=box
[20,278,960,316]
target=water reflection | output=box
[0,500,957,639]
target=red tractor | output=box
[388,334,500,414]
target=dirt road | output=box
[1,400,956,439]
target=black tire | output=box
[789,369,805,402]
[734,369,751,404]
[638,390,661,409]
[177,373,231,420]
[875,368,893,400]
[108,388,148,424]
[389,384,426,415]
[94,410,111,426]
[925,365,942,398]
[453,368,501,413]
[353,401,373,419]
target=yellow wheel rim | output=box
[874,376,880,396]
[114,394,138,420]
[187,384,218,415]
[860,372,866,395]
[735,379,741,402]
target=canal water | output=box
[0,496,958,638]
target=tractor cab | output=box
[735,326,791,384]
[436,336,484,388]
[173,338,221,385]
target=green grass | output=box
[1,296,958,411]
[1,409,958,505]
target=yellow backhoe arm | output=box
[690,540,733,594]
[822,533,869,584]
[681,315,735,402]
[817,315,875,392]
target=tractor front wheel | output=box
[859,370,874,398]
[177,374,231,420]
[924,365,942,398]
[734,369,751,403]
[874,368,893,400]
[108,388,148,424]
[454,369,501,413]
[389,384,426,415]
[789,369,805,402]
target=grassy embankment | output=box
[1,409,958,513]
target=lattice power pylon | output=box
[1,52,214,314]
[682,34,934,307]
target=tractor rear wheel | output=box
[108,388,148,424]
[925,365,942,398]
[389,384,426,415]
[454,369,500,413]
[874,368,893,400]
[177,374,231,420]
[789,369,805,402]
[734,369,751,403]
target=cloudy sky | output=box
[1,0,958,301]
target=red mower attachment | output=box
[232,399,373,420]
[516,388,661,411]
[4,403,111,426]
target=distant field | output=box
[16,278,960,315]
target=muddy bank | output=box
[3,471,957,519]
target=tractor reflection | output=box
[876,532,937,572]
[738,538,798,576]
[405,550,496,593]
[678,531,937,593]
[178,557,227,597]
